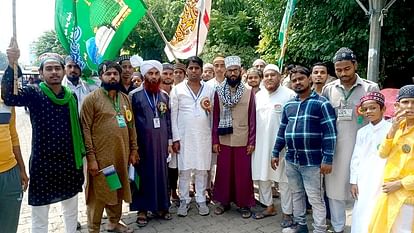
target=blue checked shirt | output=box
[272,91,337,166]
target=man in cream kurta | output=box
[322,48,379,233]
[171,56,215,217]
[252,64,295,223]
[349,92,391,233]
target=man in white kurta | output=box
[349,92,391,233]
[170,57,215,217]
[252,64,295,224]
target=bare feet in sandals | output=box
[253,205,277,220]
[107,222,133,233]
[136,212,148,228]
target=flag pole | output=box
[195,8,202,56]
[12,0,18,95]
[146,10,179,63]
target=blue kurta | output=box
[130,89,171,212]
[1,67,84,206]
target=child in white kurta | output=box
[350,92,391,233]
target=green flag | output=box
[278,0,297,68]
[55,0,147,71]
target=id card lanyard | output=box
[186,81,204,116]
[144,90,161,128]
[340,86,356,107]
[105,91,126,128]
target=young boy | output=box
[369,85,414,233]
[349,92,392,233]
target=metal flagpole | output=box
[195,1,203,56]
[12,0,18,95]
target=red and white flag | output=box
[164,0,211,61]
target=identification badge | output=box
[402,144,411,153]
[338,108,353,121]
[274,104,282,113]
[116,115,127,128]
[153,117,161,128]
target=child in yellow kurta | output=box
[369,85,414,233]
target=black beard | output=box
[67,76,80,84]
[226,75,242,87]
[102,82,121,91]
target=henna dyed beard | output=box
[144,79,161,93]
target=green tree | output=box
[0,51,8,70]
[31,30,66,63]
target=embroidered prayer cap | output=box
[98,60,122,77]
[173,62,187,73]
[39,53,64,67]
[253,58,267,67]
[397,85,414,102]
[162,63,174,71]
[140,60,163,76]
[213,56,225,64]
[332,47,357,63]
[359,91,385,107]
[247,67,263,79]
[224,56,241,69]
[203,63,214,71]
[263,64,280,74]
[64,55,81,70]
[117,55,131,64]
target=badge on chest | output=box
[153,117,161,128]
[116,115,127,128]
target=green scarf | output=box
[39,82,85,169]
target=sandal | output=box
[136,212,148,227]
[107,223,133,233]
[214,204,230,215]
[238,207,252,219]
[252,210,277,220]
[280,214,294,228]
[157,211,172,220]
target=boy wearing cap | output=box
[2,39,84,233]
[349,92,391,233]
[369,85,414,233]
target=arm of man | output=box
[9,108,29,191]
[1,40,33,107]
[170,87,180,153]
[320,101,337,174]
[247,91,256,155]
[271,107,288,170]
[80,95,99,176]
[125,97,139,165]
[212,92,221,153]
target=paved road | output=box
[14,107,352,233]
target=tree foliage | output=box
[31,30,66,64]
[0,51,8,70]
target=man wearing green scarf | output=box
[1,38,84,233]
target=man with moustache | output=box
[130,60,173,227]
[2,38,84,233]
[81,61,138,233]
[173,62,187,85]
[160,63,175,94]
[322,48,379,233]
[272,66,337,233]
[118,55,136,94]
[202,63,214,82]
[252,58,267,72]
[212,56,256,218]
[311,62,330,95]
[252,64,295,226]
[171,56,215,217]
[62,56,100,111]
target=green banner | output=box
[55,0,147,71]
[278,0,297,68]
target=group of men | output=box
[1,35,414,233]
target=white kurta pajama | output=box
[350,119,391,233]
[170,81,215,203]
[252,86,295,211]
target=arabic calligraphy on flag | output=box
[164,0,211,61]
[55,0,147,71]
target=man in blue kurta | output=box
[1,38,84,233]
[130,60,172,227]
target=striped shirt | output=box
[272,91,337,166]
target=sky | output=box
[0,0,55,65]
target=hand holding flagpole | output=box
[12,0,18,95]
